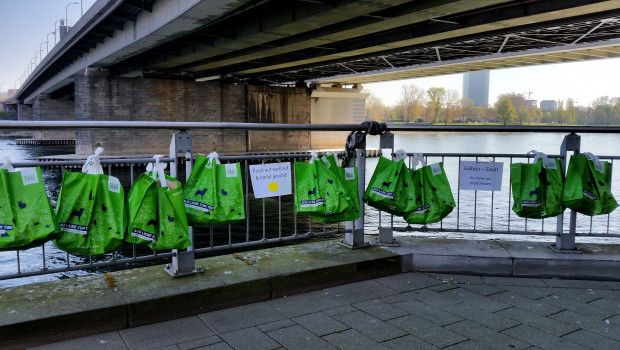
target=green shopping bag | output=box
[301,153,360,222]
[183,152,245,225]
[0,160,58,250]
[562,153,618,216]
[404,156,456,224]
[53,148,126,256]
[294,153,352,220]
[126,157,190,250]
[510,151,564,219]
[363,155,417,216]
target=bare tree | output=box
[443,89,460,124]
[365,93,389,122]
[398,84,426,124]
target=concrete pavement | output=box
[1,236,619,349]
[31,270,620,350]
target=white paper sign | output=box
[459,161,503,191]
[249,162,292,198]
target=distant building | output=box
[462,70,490,107]
[525,100,537,108]
[540,100,558,111]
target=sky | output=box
[0,0,618,107]
[0,0,98,92]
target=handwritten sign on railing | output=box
[249,162,292,198]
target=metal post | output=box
[340,132,369,249]
[165,131,204,277]
[375,132,399,246]
[552,133,582,253]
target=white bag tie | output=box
[82,147,104,174]
[582,152,605,174]
[147,155,168,188]
[0,157,15,171]
[206,151,221,169]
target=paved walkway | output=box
[32,271,620,350]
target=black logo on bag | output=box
[70,208,85,222]
[382,181,392,188]
[18,201,26,209]
[308,188,316,196]
[194,188,207,199]
[530,188,539,197]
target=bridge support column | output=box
[32,94,75,141]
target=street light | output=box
[40,42,47,61]
[34,51,40,66]
[54,19,63,42]
[66,2,79,33]
[47,32,56,51]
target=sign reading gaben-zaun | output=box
[459,161,503,191]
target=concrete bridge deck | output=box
[2,236,619,349]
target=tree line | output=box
[366,84,620,126]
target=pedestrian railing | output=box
[0,121,619,285]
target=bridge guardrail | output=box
[0,121,619,285]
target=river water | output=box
[1,131,619,287]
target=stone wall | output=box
[74,68,249,155]
[32,94,75,140]
[247,85,310,151]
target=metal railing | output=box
[1,121,619,285]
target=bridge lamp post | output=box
[47,32,56,52]
[66,2,79,33]
[54,19,63,43]
[34,51,40,67]
[40,42,47,61]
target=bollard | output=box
[165,131,204,277]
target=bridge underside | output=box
[114,0,620,85]
[15,0,620,104]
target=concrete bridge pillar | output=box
[17,103,33,121]
[310,86,369,148]
[74,67,250,155]
[73,68,312,156]
[32,94,75,141]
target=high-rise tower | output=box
[462,70,490,107]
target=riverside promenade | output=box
[3,236,620,350]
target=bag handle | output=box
[394,149,407,162]
[147,155,168,188]
[411,152,426,169]
[527,150,557,169]
[309,151,320,164]
[206,151,221,169]
[0,157,15,171]
[582,152,605,173]
[82,147,104,174]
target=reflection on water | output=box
[2,131,620,287]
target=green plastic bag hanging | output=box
[53,148,126,256]
[510,151,564,219]
[562,153,618,216]
[0,159,59,250]
[294,152,352,221]
[183,152,245,225]
[126,156,190,250]
[404,154,456,224]
[303,153,361,222]
[363,154,417,216]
